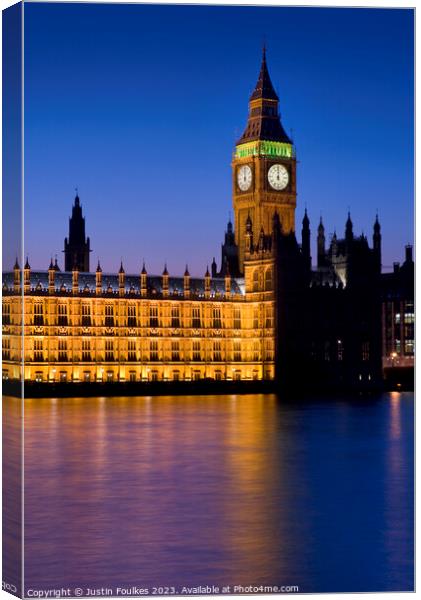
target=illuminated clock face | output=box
[237,165,252,191]
[268,164,289,191]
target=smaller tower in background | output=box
[64,191,91,272]
[317,217,325,268]
[301,209,311,273]
[96,261,102,295]
[373,214,381,270]
[345,212,354,245]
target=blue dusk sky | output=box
[22,3,414,275]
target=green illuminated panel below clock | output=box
[235,141,294,159]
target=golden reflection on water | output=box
[22,395,288,589]
[2,392,414,593]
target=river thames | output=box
[4,392,414,594]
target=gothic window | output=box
[34,303,44,326]
[58,304,68,326]
[33,339,43,362]
[265,268,273,291]
[128,340,136,361]
[2,303,11,325]
[171,306,180,328]
[213,341,222,362]
[212,307,222,329]
[253,308,259,329]
[105,339,114,361]
[253,341,260,362]
[233,341,241,362]
[192,341,201,361]
[82,303,91,326]
[149,305,159,327]
[58,339,67,362]
[265,340,274,361]
[233,308,241,329]
[253,269,259,292]
[105,305,114,327]
[82,339,91,362]
[150,340,159,361]
[265,306,273,328]
[192,306,201,328]
[171,341,180,361]
[2,337,10,360]
[128,305,137,327]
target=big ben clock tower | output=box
[232,47,296,271]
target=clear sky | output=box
[22,3,414,275]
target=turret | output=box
[24,257,31,293]
[211,257,217,278]
[64,191,91,272]
[48,258,55,294]
[301,209,311,272]
[162,264,169,297]
[96,261,102,295]
[317,217,325,268]
[405,244,413,265]
[345,211,353,244]
[373,214,381,268]
[204,266,211,298]
[141,262,147,297]
[13,258,20,292]
[245,214,253,255]
[118,261,125,296]
[184,265,190,298]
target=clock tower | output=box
[232,47,296,271]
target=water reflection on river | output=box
[5,392,414,593]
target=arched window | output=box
[265,268,273,291]
[253,269,259,292]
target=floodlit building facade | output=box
[3,49,401,389]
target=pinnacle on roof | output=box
[318,216,324,233]
[302,208,310,226]
[162,264,169,276]
[24,256,30,269]
[96,260,102,273]
[14,257,20,270]
[141,261,147,275]
[184,265,190,277]
[119,261,125,274]
[49,257,54,270]
[205,265,210,278]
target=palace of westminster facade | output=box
[4,50,407,388]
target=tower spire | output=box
[237,47,291,144]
